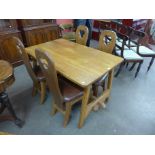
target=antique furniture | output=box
[0,20,23,67]
[92,20,115,40]
[0,19,59,67]
[0,37,23,67]
[35,48,83,127]
[59,23,76,41]
[75,25,89,45]
[115,32,143,77]
[17,19,59,46]
[26,38,123,128]
[0,60,24,127]
[93,30,116,98]
[130,29,155,71]
[15,37,46,104]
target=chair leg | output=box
[92,85,99,97]
[126,62,129,68]
[115,62,124,77]
[40,81,46,104]
[32,84,38,96]
[147,57,154,72]
[129,62,136,71]
[135,62,142,78]
[102,80,106,91]
[51,104,57,116]
[64,103,72,127]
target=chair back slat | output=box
[35,48,64,109]
[15,37,38,85]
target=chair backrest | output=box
[35,48,64,109]
[98,30,116,54]
[75,25,89,45]
[129,29,146,53]
[116,32,129,57]
[129,29,145,45]
[15,37,38,85]
[0,37,22,64]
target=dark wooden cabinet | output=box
[0,19,59,67]
[45,25,59,41]
[17,19,59,46]
[0,20,23,67]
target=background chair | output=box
[0,37,22,67]
[75,25,89,46]
[93,30,116,97]
[115,32,143,78]
[15,37,46,104]
[129,29,155,71]
[59,23,76,41]
[35,48,83,127]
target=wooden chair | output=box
[129,29,155,71]
[75,25,89,45]
[115,32,143,78]
[59,23,76,41]
[15,37,46,104]
[0,37,23,67]
[115,24,133,49]
[93,30,116,97]
[35,48,83,127]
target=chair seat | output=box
[33,66,46,81]
[131,46,155,55]
[62,32,76,40]
[116,49,143,60]
[129,41,137,47]
[116,40,129,50]
[59,78,83,103]
[117,38,123,42]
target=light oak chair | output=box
[35,48,83,127]
[75,25,89,46]
[115,32,143,78]
[93,30,116,97]
[15,37,46,104]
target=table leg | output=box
[106,69,114,101]
[78,85,91,128]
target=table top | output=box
[26,39,123,87]
[0,60,14,92]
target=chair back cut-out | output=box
[15,37,38,85]
[35,48,64,109]
[75,25,89,45]
[99,30,116,54]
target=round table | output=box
[0,60,24,127]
